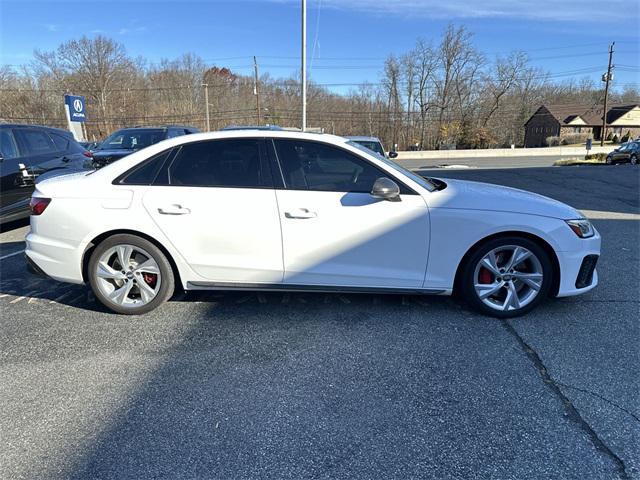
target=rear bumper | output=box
[25,232,84,284]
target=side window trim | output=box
[267,138,286,189]
[271,139,417,195]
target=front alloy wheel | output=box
[631,154,638,165]
[461,237,552,318]
[88,234,174,314]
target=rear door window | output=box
[165,139,272,188]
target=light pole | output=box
[202,83,210,132]
[301,0,307,132]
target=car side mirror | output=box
[371,177,401,202]
[388,151,398,159]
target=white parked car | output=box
[25,131,600,317]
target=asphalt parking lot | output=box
[1,165,638,480]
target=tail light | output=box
[29,197,51,216]
[83,150,93,158]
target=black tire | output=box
[458,236,554,319]
[630,154,638,165]
[88,234,174,315]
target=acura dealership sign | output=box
[64,94,86,122]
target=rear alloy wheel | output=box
[460,237,553,318]
[88,234,174,314]
[606,156,613,165]
[631,154,638,165]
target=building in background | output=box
[524,104,640,147]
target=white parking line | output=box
[0,250,25,261]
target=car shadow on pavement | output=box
[60,286,629,480]
[0,218,29,234]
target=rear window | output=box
[49,133,70,151]
[354,140,385,156]
[98,129,166,150]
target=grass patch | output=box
[554,157,607,166]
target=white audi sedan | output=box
[25,131,600,317]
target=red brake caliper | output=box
[142,273,157,288]
[478,267,493,284]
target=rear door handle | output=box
[158,204,191,215]
[285,208,317,219]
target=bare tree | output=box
[382,55,402,148]
[33,35,138,135]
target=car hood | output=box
[427,178,582,220]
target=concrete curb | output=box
[396,146,611,160]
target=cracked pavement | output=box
[0,165,638,479]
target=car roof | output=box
[113,125,198,131]
[344,136,382,143]
[0,123,74,135]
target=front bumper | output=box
[555,230,601,297]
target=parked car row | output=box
[1,124,198,222]
[0,124,91,223]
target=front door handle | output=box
[285,208,317,219]
[158,204,191,215]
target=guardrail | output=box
[395,146,612,160]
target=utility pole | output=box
[253,56,261,125]
[301,0,307,132]
[202,83,210,132]
[600,42,615,146]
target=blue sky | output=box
[1,0,638,93]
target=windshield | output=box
[97,129,165,150]
[347,140,436,192]
[352,140,385,157]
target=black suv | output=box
[91,125,199,167]
[1,124,91,223]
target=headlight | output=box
[566,219,595,238]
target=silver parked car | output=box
[345,136,397,158]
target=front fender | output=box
[423,208,574,290]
